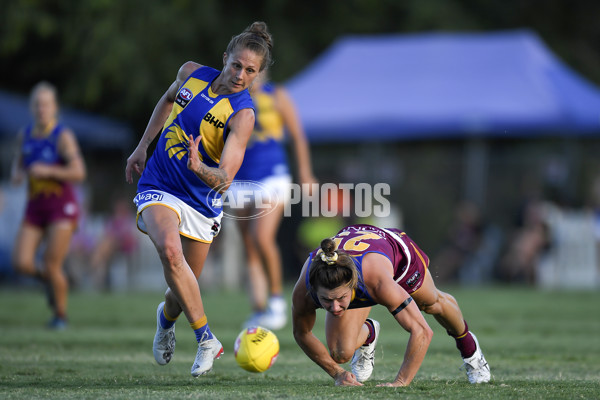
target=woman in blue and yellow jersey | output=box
[125,21,273,378]
[292,224,491,387]
[231,73,316,331]
[11,81,86,330]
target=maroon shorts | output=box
[385,228,430,295]
[24,193,80,228]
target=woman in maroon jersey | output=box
[10,81,86,329]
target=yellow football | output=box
[234,326,279,373]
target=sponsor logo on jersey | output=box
[175,88,194,108]
[200,93,215,104]
[134,191,164,206]
[203,112,225,129]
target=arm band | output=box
[391,297,413,316]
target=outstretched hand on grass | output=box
[334,370,363,386]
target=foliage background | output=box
[1,0,599,135]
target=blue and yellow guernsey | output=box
[234,83,289,181]
[138,66,255,217]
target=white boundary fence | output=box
[537,205,599,289]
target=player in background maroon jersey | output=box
[11,81,86,330]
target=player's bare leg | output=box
[412,271,465,334]
[12,224,43,277]
[324,306,380,382]
[143,205,223,375]
[254,201,284,297]
[162,236,211,318]
[253,201,287,329]
[181,236,223,376]
[13,223,66,328]
[412,270,490,383]
[142,206,206,323]
[238,211,269,313]
[43,221,75,328]
[325,307,371,364]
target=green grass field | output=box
[1,285,599,399]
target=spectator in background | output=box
[431,201,486,283]
[10,81,86,329]
[90,197,139,291]
[230,72,317,330]
[497,189,551,285]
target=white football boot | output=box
[257,297,287,331]
[152,302,176,365]
[462,333,491,383]
[191,334,224,377]
[351,319,380,382]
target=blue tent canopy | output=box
[0,90,134,150]
[286,30,600,143]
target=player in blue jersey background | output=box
[231,72,316,331]
[125,21,273,378]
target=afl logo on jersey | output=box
[180,88,193,100]
[176,88,194,108]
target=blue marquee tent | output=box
[286,30,600,143]
[0,90,134,150]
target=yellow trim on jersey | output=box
[207,85,219,98]
[186,78,210,96]
[29,178,63,198]
[164,78,210,130]
[165,123,199,161]
[200,98,232,164]
[253,91,284,141]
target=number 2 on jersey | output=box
[332,232,381,252]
